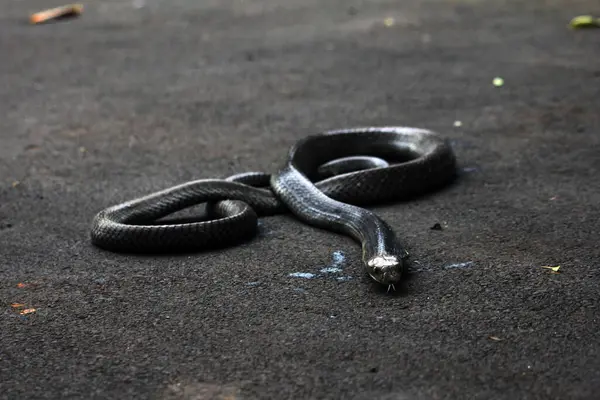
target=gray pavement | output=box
[1,0,600,399]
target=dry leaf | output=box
[541,265,561,273]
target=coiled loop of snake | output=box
[90,127,457,286]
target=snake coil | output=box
[91,127,457,287]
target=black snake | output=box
[90,127,457,289]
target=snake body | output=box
[90,127,457,287]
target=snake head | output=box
[366,255,403,285]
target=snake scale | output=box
[90,127,457,288]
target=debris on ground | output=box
[10,303,37,316]
[383,17,395,27]
[453,120,462,127]
[492,77,504,87]
[569,15,600,29]
[541,265,561,274]
[430,223,443,231]
[16,281,39,288]
[30,4,83,25]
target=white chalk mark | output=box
[444,261,474,269]
[320,251,346,274]
[289,272,315,279]
[332,251,345,265]
[320,267,343,273]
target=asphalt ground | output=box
[1,0,599,399]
